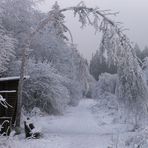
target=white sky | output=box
[38,0,148,60]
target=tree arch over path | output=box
[16,1,148,130]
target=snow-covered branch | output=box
[0,95,13,108]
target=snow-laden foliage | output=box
[0,24,16,75]
[92,73,119,123]
[23,61,70,114]
[2,0,34,34]
[29,2,95,98]
[59,1,148,126]
[92,93,119,125]
[1,1,95,115]
[90,50,117,80]
[8,59,82,114]
[2,0,147,127]
[143,57,148,83]
[49,1,71,41]
[70,46,96,97]
[93,73,117,98]
[99,25,148,126]
[124,127,148,148]
[142,46,148,60]
[1,0,36,59]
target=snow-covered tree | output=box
[99,26,148,126]
[90,50,117,80]
[92,73,119,124]
[0,23,15,75]
[58,2,148,126]
[23,61,70,114]
[90,51,106,80]
[93,73,117,99]
[49,1,70,41]
[142,57,148,84]
[142,46,148,60]
[2,0,34,33]
[71,49,95,97]
[134,43,142,61]
[1,0,35,59]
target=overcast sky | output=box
[38,0,148,60]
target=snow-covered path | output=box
[43,99,100,135]
[40,99,112,148]
[10,99,114,148]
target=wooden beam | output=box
[0,90,17,93]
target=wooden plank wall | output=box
[0,80,19,126]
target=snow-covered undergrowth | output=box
[93,73,117,97]
[1,99,148,148]
[93,72,148,126]
[0,99,111,148]
[92,73,120,125]
[9,59,84,115]
[124,128,148,148]
[90,72,148,147]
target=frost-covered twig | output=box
[0,95,13,108]
[0,120,10,136]
[59,2,135,60]
[0,95,12,136]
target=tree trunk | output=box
[15,43,29,132]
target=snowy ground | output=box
[1,99,138,148]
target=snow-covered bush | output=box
[116,58,148,127]
[0,25,16,75]
[92,93,118,125]
[63,80,82,106]
[8,59,82,114]
[93,73,117,99]
[23,61,70,114]
[124,127,148,148]
[92,73,119,124]
[30,107,45,117]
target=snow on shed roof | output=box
[0,90,17,93]
[0,76,30,82]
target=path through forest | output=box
[12,99,120,148]
[41,99,112,148]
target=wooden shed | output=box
[0,76,29,135]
